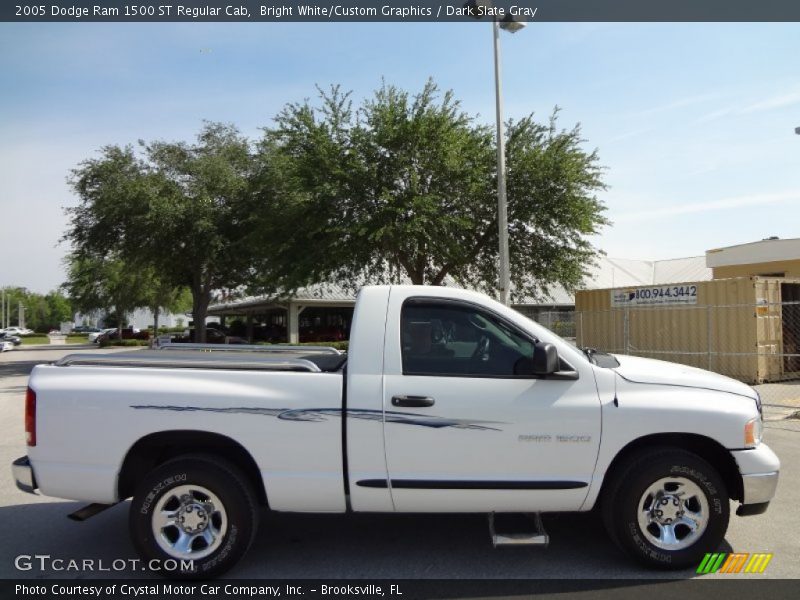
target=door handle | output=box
[391,395,435,408]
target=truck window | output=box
[401,300,535,377]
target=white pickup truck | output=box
[13,285,779,578]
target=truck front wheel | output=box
[129,454,258,578]
[602,448,730,569]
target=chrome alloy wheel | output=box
[151,484,228,560]
[636,476,709,551]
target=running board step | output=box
[67,503,116,522]
[489,513,549,547]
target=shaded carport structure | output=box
[207,284,356,344]
[207,281,579,344]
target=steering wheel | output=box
[471,335,490,361]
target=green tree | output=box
[254,80,608,301]
[145,276,192,335]
[65,123,256,342]
[63,252,150,339]
[44,292,73,328]
[0,287,71,332]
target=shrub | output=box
[99,339,150,348]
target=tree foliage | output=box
[65,123,255,342]
[62,252,152,336]
[253,80,608,301]
[62,251,191,333]
[64,81,608,331]
[0,287,72,332]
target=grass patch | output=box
[20,334,90,346]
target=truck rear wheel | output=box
[602,448,730,569]
[129,454,258,579]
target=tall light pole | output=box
[467,1,526,305]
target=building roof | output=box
[523,255,712,307]
[706,237,800,268]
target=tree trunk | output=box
[153,306,160,344]
[191,288,211,343]
[408,272,424,285]
[431,264,452,286]
[116,306,123,343]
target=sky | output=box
[1,21,799,293]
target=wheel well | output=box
[600,433,743,502]
[117,430,268,505]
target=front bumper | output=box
[740,471,779,505]
[12,456,38,494]
[731,444,779,515]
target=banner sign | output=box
[611,284,699,307]
[4,1,800,22]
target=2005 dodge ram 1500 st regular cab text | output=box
[13,286,779,577]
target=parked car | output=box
[2,326,33,336]
[0,339,13,352]
[1,333,22,346]
[72,325,101,334]
[172,328,247,344]
[13,285,779,578]
[88,328,116,343]
[96,328,150,343]
[299,325,348,343]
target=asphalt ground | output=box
[0,346,798,581]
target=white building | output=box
[73,308,191,331]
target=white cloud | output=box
[740,89,800,113]
[696,87,800,124]
[605,127,654,144]
[615,191,800,222]
[630,92,722,119]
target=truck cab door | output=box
[376,294,601,513]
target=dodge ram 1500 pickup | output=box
[12,285,779,577]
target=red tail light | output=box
[25,387,36,446]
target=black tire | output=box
[601,447,730,569]
[129,454,258,579]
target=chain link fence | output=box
[515,307,577,339]
[576,301,800,412]
[534,310,577,339]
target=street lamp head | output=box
[795,126,800,135]
[498,14,527,33]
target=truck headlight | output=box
[744,417,763,447]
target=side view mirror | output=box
[532,342,559,376]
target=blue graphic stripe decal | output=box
[129,405,505,431]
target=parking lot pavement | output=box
[0,347,798,580]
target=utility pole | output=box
[493,18,511,306]
[466,0,526,305]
